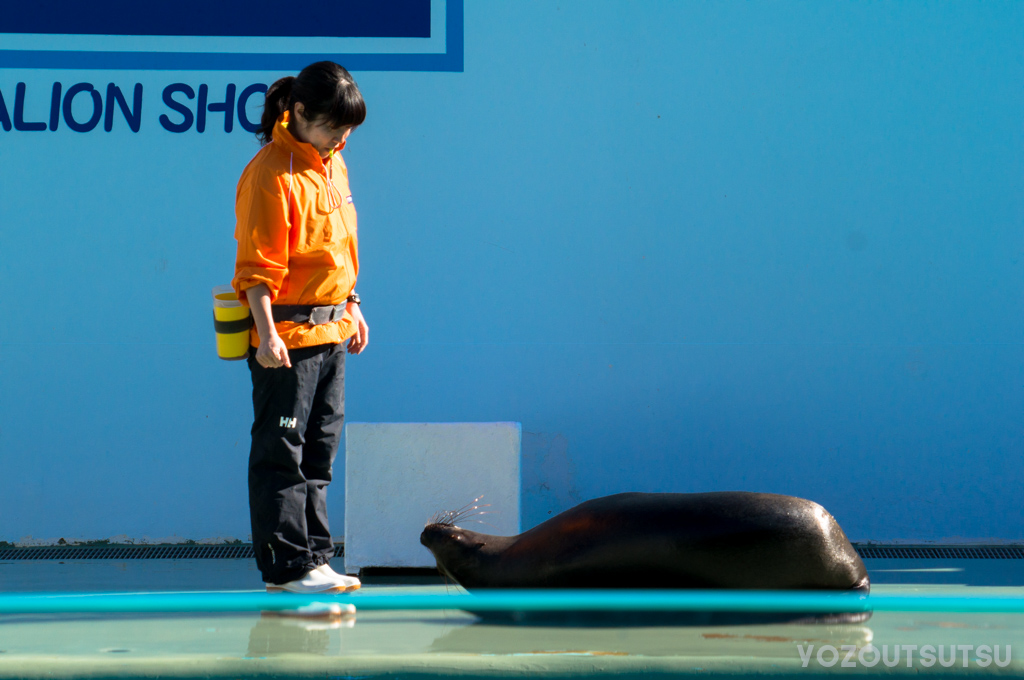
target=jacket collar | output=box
[272,111,325,169]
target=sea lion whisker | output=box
[426,511,465,528]
[426,497,491,527]
[449,496,483,511]
[450,511,493,524]
[427,511,450,526]
[450,503,491,516]
[446,500,487,520]
[449,507,492,524]
[453,495,487,512]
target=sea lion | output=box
[420,492,869,592]
[420,492,870,625]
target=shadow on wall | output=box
[521,432,581,529]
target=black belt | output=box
[272,303,347,325]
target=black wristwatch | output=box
[347,293,361,306]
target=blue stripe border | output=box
[0,1,462,72]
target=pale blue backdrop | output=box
[1,1,1021,544]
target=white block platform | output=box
[344,422,521,574]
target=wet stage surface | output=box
[0,558,1022,678]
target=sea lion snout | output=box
[421,523,487,584]
[420,523,482,553]
[419,523,451,549]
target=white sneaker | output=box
[265,568,351,594]
[316,564,362,591]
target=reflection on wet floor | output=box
[247,612,355,657]
[427,619,876,656]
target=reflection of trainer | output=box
[232,62,368,594]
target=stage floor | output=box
[0,558,1021,678]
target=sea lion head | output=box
[420,522,489,586]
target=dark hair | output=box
[257,61,366,144]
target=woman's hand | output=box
[347,302,369,355]
[256,333,292,368]
[246,283,291,368]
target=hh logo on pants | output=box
[279,417,297,428]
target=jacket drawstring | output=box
[287,153,294,214]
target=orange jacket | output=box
[232,112,359,349]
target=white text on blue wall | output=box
[0,83,268,133]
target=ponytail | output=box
[255,63,365,146]
[257,76,295,145]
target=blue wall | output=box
[1,1,1021,545]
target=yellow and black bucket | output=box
[212,285,251,361]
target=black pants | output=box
[247,343,345,585]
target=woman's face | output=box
[292,103,354,158]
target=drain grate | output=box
[855,545,1024,559]
[0,544,342,560]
